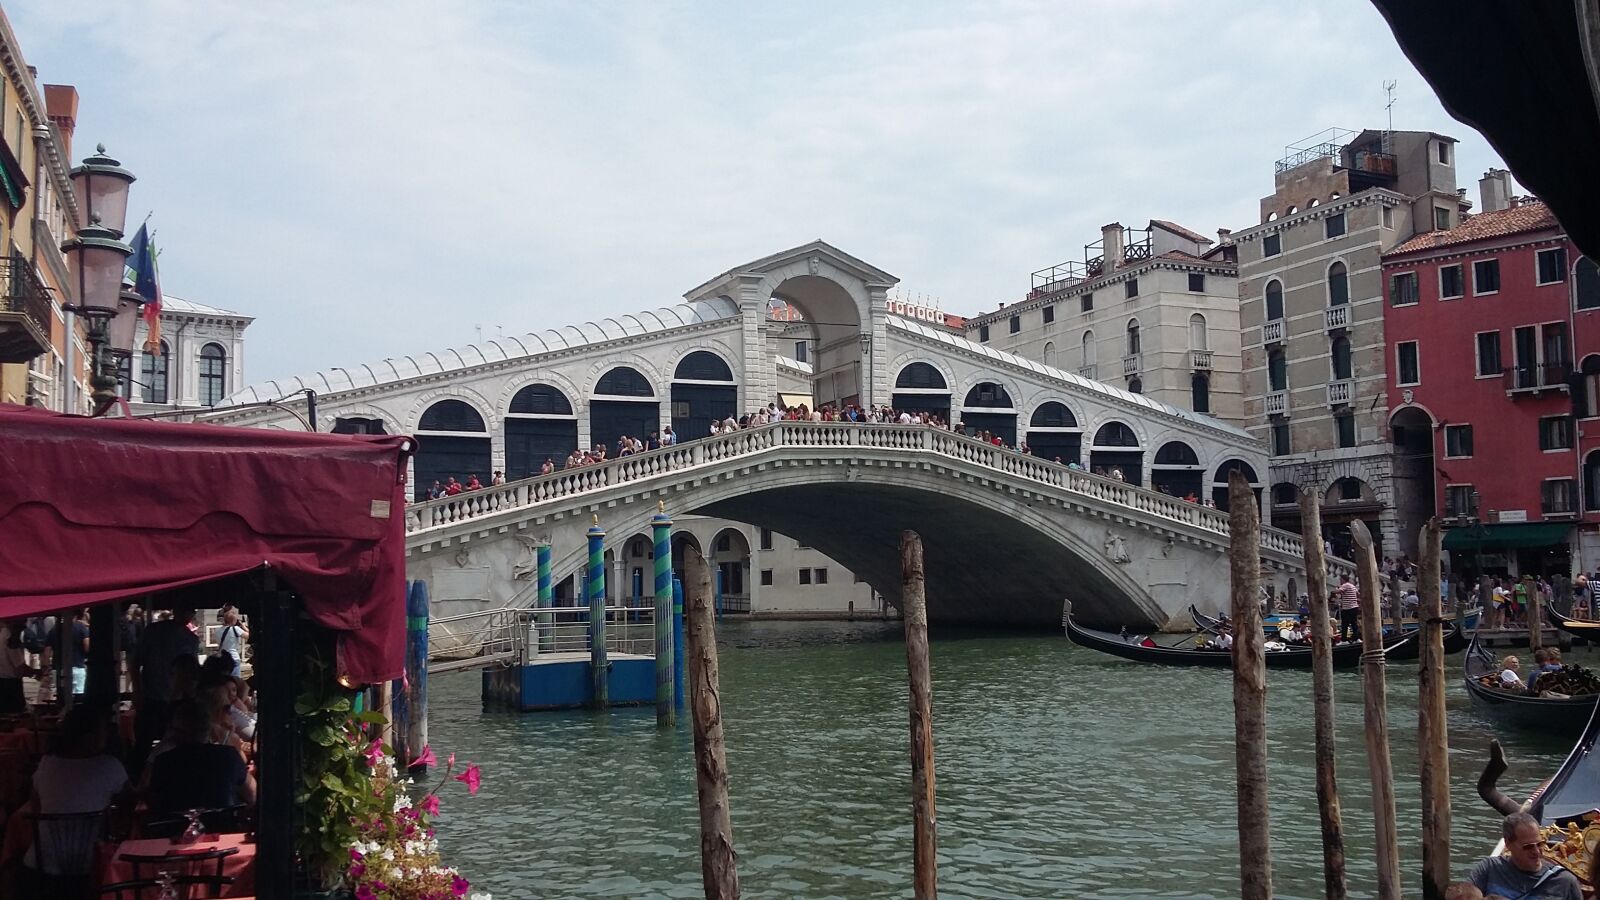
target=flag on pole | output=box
[126,223,163,351]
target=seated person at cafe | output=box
[146,698,255,816]
[26,705,130,874]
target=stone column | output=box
[864,282,892,409]
[735,273,773,413]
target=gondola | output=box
[1552,615,1600,643]
[1189,604,1468,654]
[1462,633,1599,738]
[1066,611,1413,670]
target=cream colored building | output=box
[117,295,253,413]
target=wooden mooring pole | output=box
[901,531,939,900]
[1228,473,1272,900]
[683,545,739,899]
[1350,519,1401,899]
[1527,574,1545,653]
[1298,489,1347,899]
[1416,519,1451,900]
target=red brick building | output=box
[1382,174,1600,580]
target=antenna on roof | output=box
[475,324,482,343]
[1382,80,1398,153]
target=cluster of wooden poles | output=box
[675,530,941,899]
[1226,471,1453,900]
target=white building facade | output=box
[118,295,252,415]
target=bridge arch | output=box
[1151,440,1203,498]
[709,527,752,609]
[1211,458,1263,512]
[958,378,1019,445]
[765,268,871,408]
[670,531,704,588]
[891,360,953,420]
[672,350,738,440]
[589,364,663,449]
[413,398,493,500]
[1089,420,1144,485]
[505,383,579,478]
[1024,400,1081,464]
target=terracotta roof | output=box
[1387,201,1562,255]
[942,313,967,329]
[1150,219,1213,245]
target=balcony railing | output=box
[1324,305,1350,331]
[1327,379,1352,406]
[0,254,53,365]
[1265,390,1289,417]
[1505,361,1573,393]
[1078,364,1098,379]
[1121,354,1140,377]
[1190,350,1213,371]
[1262,319,1284,345]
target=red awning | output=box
[0,403,414,684]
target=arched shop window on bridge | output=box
[1212,458,1263,512]
[672,351,737,444]
[1150,441,1202,498]
[414,399,491,501]
[506,383,578,478]
[591,365,660,449]
[331,416,388,435]
[959,382,1016,445]
[892,362,951,420]
[1025,401,1081,465]
[1089,421,1143,486]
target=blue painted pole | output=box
[672,575,686,710]
[652,504,674,726]
[536,542,553,653]
[588,517,608,708]
[715,566,725,621]
[403,580,429,771]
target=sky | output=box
[15,0,1512,389]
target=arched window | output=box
[595,366,654,397]
[1081,331,1097,366]
[140,340,170,405]
[1042,341,1057,368]
[418,399,487,432]
[1328,261,1349,306]
[1272,483,1298,506]
[198,343,227,407]
[1587,450,1600,511]
[895,362,947,390]
[1189,314,1207,350]
[1192,373,1211,413]
[509,383,574,416]
[1126,319,1141,356]
[1153,441,1199,466]
[1268,349,1288,392]
[1030,402,1077,428]
[1576,257,1600,311]
[332,417,388,435]
[1333,477,1366,502]
[1308,198,1320,208]
[1286,205,1298,216]
[963,382,1012,408]
[1128,377,1143,394]
[1094,421,1139,447]
[1331,335,1353,380]
[1212,458,1262,511]
[674,351,734,382]
[116,354,133,400]
[1265,280,1284,321]
[1581,355,1600,419]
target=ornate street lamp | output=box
[61,145,138,411]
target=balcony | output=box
[1262,319,1284,345]
[1190,350,1213,371]
[1121,354,1140,377]
[1078,364,1099,380]
[1324,305,1350,331]
[1327,379,1353,407]
[1504,361,1572,395]
[0,255,53,364]
[1265,390,1288,417]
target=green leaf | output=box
[353,710,387,725]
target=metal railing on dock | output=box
[426,602,657,673]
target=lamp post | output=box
[60,144,138,412]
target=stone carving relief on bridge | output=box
[1103,530,1132,565]
[512,534,545,581]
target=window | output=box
[1434,207,1452,231]
[1390,272,1419,306]
[198,343,227,407]
[1446,484,1475,518]
[1331,336,1352,380]
[1270,422,1291,456]
[1397,341,1420,385]
[1325,213,1346,239]
[978,324,990,343]
[1263,233,1281,257]
[1081,331,1096,366]
[1042,305,1055,324]
[798,568,811,585]
[1540,416,1574,451]
[1476,331,1503,376]
[1335,413,1355,448]
[1445,424,1474,458]
[1382,206,1394,229]
[814,568,829,585]
[758,528,773,550]
[1577,258,1600,310]
[1081,293,1094,313]
[1126,320,1141,355]
[1587,451,1600,510]
[794,341,808,363]
[1191,373,1210,413]
[1268,350,1288,392]
[1265,280,1284,321]
[116,354,133,400]
[1124,278,1139,298]
[1473,258,1501,295]
[1189,313,1207,350]
[1327,262,1348,306]
[1042,341,1057,367]
[1188,273,1205,292]
[1337,477,1363,500]
[140,341,170,405]
[1439,264,1465,300]
[1009,315,1021,334]
[1437,141,1451,165]
[1538,247,1568,285]
[715,533,732,552]
[1544,478,1579,516]
[760,569,773,586]
[1128,377,1143,394]
[1273,483,1297,506]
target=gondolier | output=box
[1337,575,1360,643]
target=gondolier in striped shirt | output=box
[1337,575,1361,643]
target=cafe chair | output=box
[25,809,108,900]
[99,874,234,899]
[118,846,239,884]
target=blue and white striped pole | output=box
[652,503,674,726]
[536,542,553,653]
[672,575,686,710]
[588,516,608,708]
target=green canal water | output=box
[425,620,1583,899]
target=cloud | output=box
[16,0,1511,386]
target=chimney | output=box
[43,84,78,161]
[1101,222,1125,270]
[1217,227,1232,244]
[1479,168,1511,213]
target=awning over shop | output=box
[0,403,415,683]
[778,393,813,409]
[1442,522,1572,551]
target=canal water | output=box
[425,620,1581,899]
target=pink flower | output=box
[355,886,378,900]
[350,847,365,861]
[420,793,441,816]
[446,752,456,769]
[453,764,481,795]
[363,739,385,768]
[411,744,437,769]
[452,874,471,896]
[349,862,366,879]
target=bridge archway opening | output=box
[413,399,491,500]
[1026,401,1081,464]
[1321,476,1382,561]
[1211,459,1263,512]
[590,366,661,450]
[672,351,737,441]
[1151,441,1203,498]
[892,362,951,420]
[506,383,578,478]
[623,532,654,604]
[770,275,866,409]
[710,527,751,613]
[670,532,703,591]
[1391,404,1436,557]
[959,382,1016,445]
[1270,481,1302,534]
[1090,421,1143,486]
